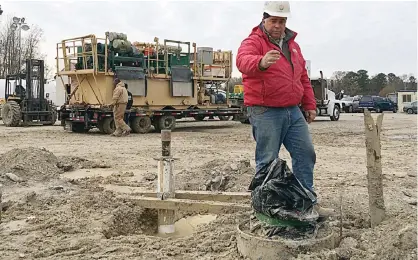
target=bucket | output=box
[236,219,336,260]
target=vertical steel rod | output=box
[157,129,176,234]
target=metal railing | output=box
[56,35,108,76]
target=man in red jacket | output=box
[237,1,335,217]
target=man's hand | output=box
[306,110,316,124]
[259,50,281,69]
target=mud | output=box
[0,147,111,186]
[0,114,416,259]
[102,205,159,238]
[176,158,253,191]
[0,147,62,183]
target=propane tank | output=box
[112,39,133,55]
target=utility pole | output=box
[10,17,30,74]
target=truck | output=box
[233,70,345,123]
[358,95,397,113]
[310,71,345,121]
[56,33,242,134]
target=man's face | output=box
[263,16,287,39]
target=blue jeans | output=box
[124,112,130,125]
[248,105,316,193]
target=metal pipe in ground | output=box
[157,129,176,234]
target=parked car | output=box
[350,96,361,113]
[340,96,354,113]
[403,101,417,114]
[358,95,397,113]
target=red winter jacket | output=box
[236,25,316,111]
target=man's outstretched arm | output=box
[236,37,265,76]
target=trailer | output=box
[55,33,242,133]
[59,104,241,133]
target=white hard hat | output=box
[263,1,291,18]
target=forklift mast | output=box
[25,59,45,111]
[4,59,45,103]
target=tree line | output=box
[226,70,417,97]
[330,70,417,97]
[0,15,51,79]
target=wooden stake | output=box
[363,109,386,227]
[157,130,176,234]
[339,191,343,240]
[0,186,2,223]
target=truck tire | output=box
[43,110,57,126]
[51,111,57,125]
[71,123,89,133]
[376,107,382,113]
[131,116,152,134]
[218,115,230,121]
[1,101,21,127]
[101,117,115,134]
[97,120,105,133]
[407,108,413,114]
[330,105,340,121]
[157,115,176,132]
[240,118,250,124]
[194,115,205,121]
[393,107,397,113]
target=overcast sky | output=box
[1,0,417,79]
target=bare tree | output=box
[0,16,46,78]
[0,15,18,77]
[330,71,347,93]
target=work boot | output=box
[314,204,337,219]
[111,129,123,137]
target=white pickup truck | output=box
[340,96,355,113]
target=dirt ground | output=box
[0,112,416,260]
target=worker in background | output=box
[124,83,133,124]
[111,78,131,136]
[236,1,335,218]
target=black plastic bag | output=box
[249,157,318,222]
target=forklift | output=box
[1,59,57,127]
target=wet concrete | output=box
[156,214,218,238]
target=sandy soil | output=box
[0,113,416,260]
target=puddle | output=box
[157,214,218,238]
